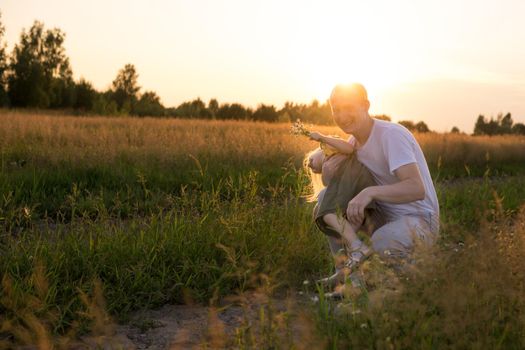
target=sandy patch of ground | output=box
[77,290,319,349]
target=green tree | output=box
[512,123,525,135]
[415,121,430,133]
[451,126,460,134]
[473,115,487,135]
[474,113,515,136]
[278,100,333,125]
[216,103,249,120]
[373,114,391,121]
[252,104,279,122]
[398,120,416,131]
[74,78,97,111]
[500,112,513,134]
[8,21,73,108]
[0,11,8,106]
[278,102,301,122]
[487,118,500,135]
[92,90,119,116]
[111,63,140,113]
[398,120,430,133]
[175,98,211,118]
[134,91,165,117]
[208,98,219,118]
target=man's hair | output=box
[329,83,368,104]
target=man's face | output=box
[331,98,368,134]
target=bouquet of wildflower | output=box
[290,119,311,137]
[290,119,340,156]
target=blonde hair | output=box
[303,148,325,202]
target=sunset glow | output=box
[2,0,524,131]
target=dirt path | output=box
[78,290,319,349]
[75,255,409,349]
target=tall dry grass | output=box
[0,112,310,167]
[2,111,524,170]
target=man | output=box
[310,83,439,276]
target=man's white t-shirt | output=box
[349,119,439,220]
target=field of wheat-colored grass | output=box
[1,111,525,348]
[2,112,525,167]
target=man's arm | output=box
[309,132,354,154]
[345,163,425,226]
[368,163,425,203]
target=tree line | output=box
[0,15,338,123]
[0,14,523,134]
[473,113,525,136]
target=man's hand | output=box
[309,131,324,142]
[346,188,374,226]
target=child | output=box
[306,141,377,286]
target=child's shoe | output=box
[344,243,372,272]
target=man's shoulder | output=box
[374,119,408,132]
[374,119,414,139]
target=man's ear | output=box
[363,100,370,111]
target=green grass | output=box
[2,170,525,339]
[1,114,525,347]
[2,152,524,232]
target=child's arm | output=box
[309,132,354,155]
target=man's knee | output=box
[371,225,412,260]
[371,216,436,260]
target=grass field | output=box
[1,111,525,348]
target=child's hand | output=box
[309,132,324,142]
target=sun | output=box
[288,20,411,104]
[310,62,402,100]
[272,1,424,107]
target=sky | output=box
[2,0,525,132]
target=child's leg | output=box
[322,213,361,249]
[323,213,372,267]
